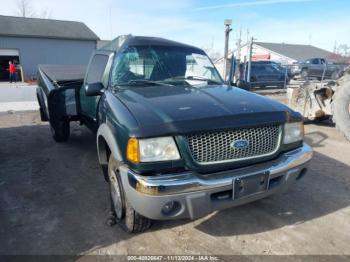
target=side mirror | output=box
[235,80,251,91]
[85,82,104,96]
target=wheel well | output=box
[97,135,111,166]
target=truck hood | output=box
[114,84,298,137]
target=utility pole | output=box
[223,19,232,81]
[234,27,242,82]
[246,37,254,82]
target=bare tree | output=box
[331,43,350,64]
[38,9,52,19]
[337,44,350,57]
[16,0,33,17]
[203,46,222,62]
[16,0,52,19]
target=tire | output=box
[331,71,340,80]
[38,105,47,122]
[50,119,70,142]
[236,80,251,91]
[301,69,308,80]
[108,155,152,233]
[333,81,350,141]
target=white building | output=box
[215,41,336,78]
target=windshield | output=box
[110,45,223,86]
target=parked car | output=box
[249,62,289,88]
[259,60,292,78]
[291,58,347,80]
[36,35,313,233]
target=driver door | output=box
[79,54,109,124]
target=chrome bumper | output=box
[119,143,313,220]
[291,67,301,75]
[125,143,312,195]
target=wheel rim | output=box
[109,168,123,219]
[301,70,307,78]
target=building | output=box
[215,41,337,78]
[247,42,337,64]
[0,15,99,81]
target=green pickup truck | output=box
[36,35,313,233]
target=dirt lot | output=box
[1,104,350,258]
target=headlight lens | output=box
[283,122,304,144]
[127,137,180,163]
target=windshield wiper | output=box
[115,79,174,87]
[166,76,222,85]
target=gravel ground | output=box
[0,109,350,258]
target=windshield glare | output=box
[110,45,223,86]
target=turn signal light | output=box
[136,182,159,195]
[127,138,140,163]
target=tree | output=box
[16,0,33,17]
[331,43,350,64]
[16,0,52,19]
[203,46,222,62]
[337,44,350,57]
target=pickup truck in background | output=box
[36,35,313,233]
[248,61,289,88]
[291,58,347,80]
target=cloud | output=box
[195,0,316,11]
[1,0,348,53]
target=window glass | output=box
[312,58,319,64]
[110,45,222,86]
[86,55,109,84]
[251,65,264,72]
[265,65,275,73]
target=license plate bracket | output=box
[233,172,269,200]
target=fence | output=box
[232,60,345,90]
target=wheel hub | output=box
[109,169,123,219]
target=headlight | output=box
[283,122,304,144]
[127,137,180,163]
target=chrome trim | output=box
[127,143,313,195]
[185,125,283,165]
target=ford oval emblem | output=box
[231,139,249,149]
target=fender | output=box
[97,123,123,166]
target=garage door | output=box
[0,49,19,56]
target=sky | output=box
[1,0,350,54]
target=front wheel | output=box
[301,69,308,80]
[331,71,340,80]
[108,155,151,233]
[50,119,70,142]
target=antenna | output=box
[109,4,113,39]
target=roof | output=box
[97,40,111,49]
[255,42,335,62]
[0,15,99,41]
[99,35,203,52]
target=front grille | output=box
[185,125,282,164]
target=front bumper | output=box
[119,143,313,220]
[291,67,301,75]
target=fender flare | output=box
[96,123,123,166]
